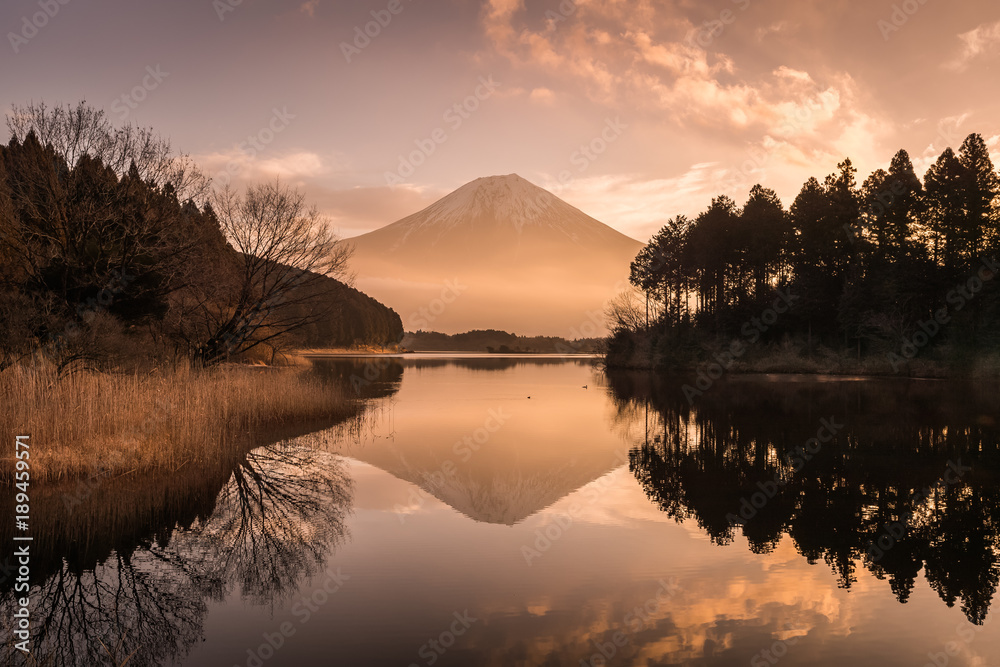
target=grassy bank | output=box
[0,362,359,484]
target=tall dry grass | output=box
[0,361,359,484]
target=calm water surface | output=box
[4,356,1000,666]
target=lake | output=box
[4,356,1000,666]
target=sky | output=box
[2,0,1000,242]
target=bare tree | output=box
[605,287,654,333]
[5,100,209,202]
[191,181,353,364]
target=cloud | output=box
[538,167,726,241]
[257,152,325,178]
[948,20,1000,70]
[756,21,795,41]
[529,88,555,104]
[194,148,332,186]
[314,184,444,237]
[479,0,890,170]
[299,0,319,18]
[473,0,913,235]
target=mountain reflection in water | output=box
[3,358,999,666]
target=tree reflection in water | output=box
[611,372,1000,625]
[0,442,353,666]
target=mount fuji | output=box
[346,174,642,336]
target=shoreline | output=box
[1,363,363,486]
[603,353,1000,380]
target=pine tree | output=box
[923,148,969,273]
[741,184,788,302]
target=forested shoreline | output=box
[0,102,401,482]
[0,102,402,374]
[608,133,1000,376]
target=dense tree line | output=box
[401,329,602,353]
[614,134,1000,369]
[0,103,402,371]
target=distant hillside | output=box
[348,174,642,336]
[292,277,403,349]
[0,118,403,369]
[402,329,601,354]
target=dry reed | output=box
[0,361,358,484]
